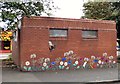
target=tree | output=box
[112,1,120,16]
[111,2,120,41]
[83,2,113,20]
[0,0,56,30]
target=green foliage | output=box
[0,0,55,30]
[111,2,120,39]
[112,1,120,16]
[83,2,113,20]
[83,1,120,20]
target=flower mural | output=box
[23,61,31,71]
[22,52,117,71]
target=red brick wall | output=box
[12,16,116,67]
[12,30,20,66]
[20,27,50,67]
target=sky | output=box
[0,0,85,29]
[51,0,84,19]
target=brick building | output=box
[12,16,117,71]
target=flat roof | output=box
[23,16,116,24]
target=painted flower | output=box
[75,61,79,65]
[43,62,47,67]
[97,64,99,67]
[101,62,104,64]
[91,56,95,59]
[45,58,50,62]
[98,60,102,64]
[28,67,32,71]
[79,58,83,61]
[84,58,89,61]
[45,66,49,69]
[109,56,113,60]
[42,67,45,70]
[69,50,74,55]
[77,66,80,69]
[51,62,56,65]
[64,52,68,56]
[60,61,64,65]
[101,57,105,60]
[25,61,30,66]
[105,59,108,62]
[73,63,77,66]
[30,54,37,58]
[44,58,47,62]
[68,60,72,64]
[23,66,27,70]
[64,62,68,66]
[113,61,116,64]
[94,59,98,63]
[66,67,69,70]
[103,52,107,57]
[83,61,87,68]
[62,57,66,61]
[59,65,64,69]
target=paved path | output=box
[2,67,118,82]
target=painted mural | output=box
[23,51,117,71]
[0,31,13,52]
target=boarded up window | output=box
[50,29,68,37]
[82,30,98,39]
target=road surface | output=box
[2,67,118,82]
